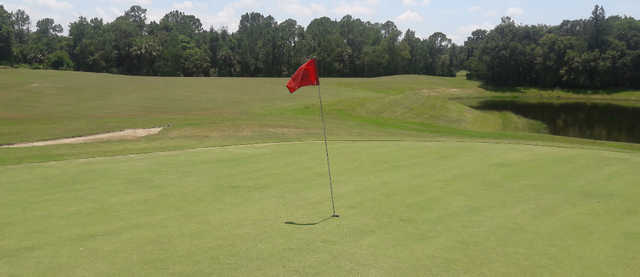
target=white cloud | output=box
[3,3,29,13]
[402,0,431,6]
[25,0,73,10]
[172,1,193,10]
[333,0,379,16]
[110,7,123,16]
[93,6,128,21]
[484,10,497,17]
[468,6,498,18]
[202,0,259,31]
[108,0,153,5]
[10,0,158,35]
[468,6,481,13]
[12,0,75,34]
[396,10,423,22]
[506,7,524,17]
[148,8,169,22]
[450,22,495,44]
[95,7,108,18]
[278,0,327,17]
[457,22,494,34]
[310,3,327,15]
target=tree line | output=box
[466,5,640,89]
[1,5,639,89]
[0,5,462,77]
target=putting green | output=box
[1,141,639,276]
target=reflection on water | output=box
[473,100,640,143]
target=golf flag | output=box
[285,58,339,218]
[286,58,319,93]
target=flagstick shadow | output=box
[284,216,333,226]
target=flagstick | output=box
[317,85,339,218]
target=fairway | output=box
[3,69,640,166]
[2,141,639,276]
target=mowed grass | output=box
[2,141,640,276]
[3,69,640,275]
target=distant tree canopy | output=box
[0,5,460,77]
[466,5,640,89]
[1,4,639,89]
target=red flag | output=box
[286,58,319,93]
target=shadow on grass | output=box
[284,216,334,226]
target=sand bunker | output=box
[1,128,163,148]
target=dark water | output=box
[473,100,640,143]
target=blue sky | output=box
[2,0,639,43]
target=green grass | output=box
[2,68,640,275]
[2,141,640,276]
[2,68,640,165]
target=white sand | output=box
[1,128,163,148]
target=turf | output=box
[2,141,639,276]
[2,69,640,275]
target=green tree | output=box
[35,18,63,36]
[588,5,608,50]
[131,35,160,75]
[277,19,303,75]
[234,12,279,76]
[182,46,210,76]
[27,18,65,66]
[11,9,30,44]
[124,5,147,32]
[47,50,73,69]
[9,9,31,64]
[160,10,202,38]
[402,29,421,74]
[215,29,238,76]
[534,34,575,87]
[306,17,350,76]
[0,5,15,63]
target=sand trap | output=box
[1,128,163,148]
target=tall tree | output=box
[306,17,350,76]
[402,29,421,74]
[589,5,607,50]
[0,5,14,63]
[160,10,202,37]
[11,9,30,44]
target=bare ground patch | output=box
[1,128,163,148]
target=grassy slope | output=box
[2,141,639,276]
[2,69,640,165]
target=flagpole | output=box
[317,84,339,218]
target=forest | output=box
[0,5,462,78]
[467,6,640,89]
[1,5,639,89]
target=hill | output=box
[2,69,640,165]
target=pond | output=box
[471,100,640,143]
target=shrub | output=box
[47,50,74,70]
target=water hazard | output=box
[472,100,640,143]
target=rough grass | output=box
[2,68,640,165]
[2,141,640,276]
[324,93,547,133]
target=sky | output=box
[2,0,640,44]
